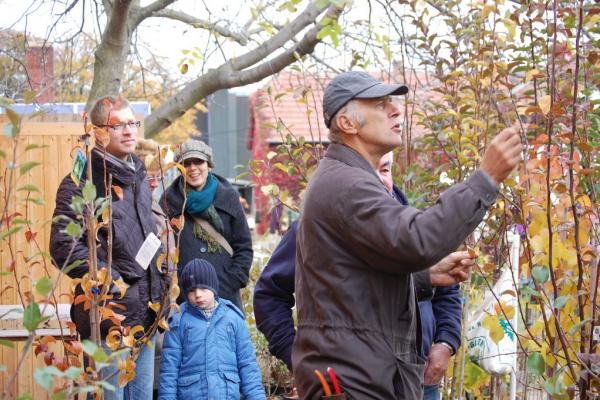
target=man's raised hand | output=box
[479,127,522,185]
[429,251,476,287]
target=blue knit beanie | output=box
[180,258,219,296]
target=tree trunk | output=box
[85,0,136,110]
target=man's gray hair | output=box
[89,96,132,126]
[328,100,366,143]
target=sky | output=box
[0,0,406,94]
[0,0,272,93]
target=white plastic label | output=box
[135,233,161,270]
[593,326,600,342]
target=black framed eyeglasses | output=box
[98,121,141,132]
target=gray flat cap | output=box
[323,71,408,128]
[175,139,214,167]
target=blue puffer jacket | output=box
[159,300,265,400]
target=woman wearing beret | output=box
[160,139,253,311]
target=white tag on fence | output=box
[135,233,161,270]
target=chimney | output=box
[25,45,54,103]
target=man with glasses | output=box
[50,96,167,400]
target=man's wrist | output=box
[434,341,455,356]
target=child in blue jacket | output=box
[159,258,265,400]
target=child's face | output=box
[187,287,215,309]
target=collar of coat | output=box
[325,143,382,182]
[91,147,144,186]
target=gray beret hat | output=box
[175,139,214,167]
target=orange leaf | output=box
[55,356,69,372]
[113,185,123,200]
[94,127,110,147]
[65,340,82,356]
[74,294,89,305]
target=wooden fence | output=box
[0,113,144,398]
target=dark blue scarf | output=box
[185,172,218,215]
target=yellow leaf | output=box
[170,281,180,302]
[148,301,161,313]
[113,278,129,299]
[525,68,544,82]
[158,317,170,331]
[530,230,549,252]
[196,101,208,113]
[129,325,145,338]
[155,253,166,273]
[538,95,552,116]
[106,330,122,351]
[481,4,496,18]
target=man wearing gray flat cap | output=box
[292,71,522,399]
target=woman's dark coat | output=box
[161,174,253,311]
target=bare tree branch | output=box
[230,0,325,71]
[144,2,345,137]
[149,9,249,45]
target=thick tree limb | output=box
[226,5,342,86]
[144,2,345,137]
[149,9,249,45]
[135,0,178,23]
[86,0,135,109]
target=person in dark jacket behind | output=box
[160,139,253,311]
[159,258,265,400]
[50,96,167,400]
[293,71,521,399]
[254,152,464,400]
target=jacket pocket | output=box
[393,354,426,399]
[222,371,241,400]
[177,373,201,398]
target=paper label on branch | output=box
[135,233,161,270]
[70,148,86,186]
[593,326,600,342]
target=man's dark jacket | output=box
[50,148,167,339]
[160,174,253,311]
[292,143,497,399]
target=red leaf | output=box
[44,351,55,366]
[5,259,15,272]
[25,230,37,243]
[35,343,48,357]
